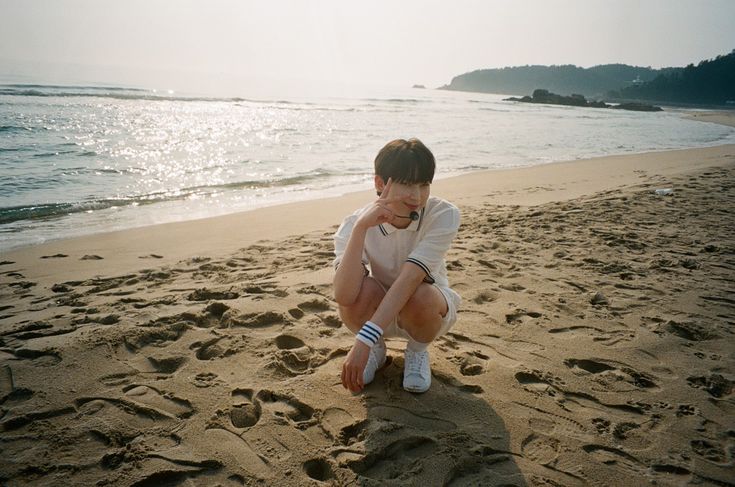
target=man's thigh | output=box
[406,282,448,317]
[337,276,385,332]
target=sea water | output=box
[1,83,734,251]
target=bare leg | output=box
[338,279,447,342]
[398,283,448,343]
[337,276,385,334]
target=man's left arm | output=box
[374,203,460,324]
[368,262,426,328]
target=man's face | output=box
[376,176,431,221]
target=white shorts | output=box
[376,281,461,340]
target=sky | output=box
[1,0,733,97]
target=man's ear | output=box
[374,175,385,196]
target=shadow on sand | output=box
[333,352,526,487]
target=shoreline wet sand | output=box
[1,136,734,484]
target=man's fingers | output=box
[379,177,393,200]
[342,363,357,392]
[378,195,402,204]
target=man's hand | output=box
[356,177,401,229]
[341,340,371,392]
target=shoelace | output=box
[405,351,427,375]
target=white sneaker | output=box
[363,338,386,385]
[403,348,431,393]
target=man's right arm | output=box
[333,221,368,306]
[333,177,399,307]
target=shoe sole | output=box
[403,381,430,393]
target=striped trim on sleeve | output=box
[406,257,434,283]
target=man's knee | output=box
[337,277,384,330]
[399,284,447,336]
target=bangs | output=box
[374,138,435,184]
[389,156,435,184]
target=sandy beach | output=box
[1,132,734,485]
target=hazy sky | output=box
[1,0,733,96]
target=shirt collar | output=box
[379,208,424,235]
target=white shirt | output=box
[334,196,460,290]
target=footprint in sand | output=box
[99,371,138,387]
[345,436,438,480]
[255,389,315,426]
[210,387,314,433]
[450,351,488,376]
[686,374,733,398]
[505,308,542,325]
[321,407,363,444]
[274,334,306,350]
[80,255,104,260]
[288,307,305,319]
[564,358,659,391]
[303,458,334,482]
[521,433,560,465]
[187,288,240,301]
[12,347,62,366]
[204,388,318,480]
[230,388,261,429]
[271,334,314,375]
[548,324,634,346]
[0,365,33,405]
[192,372,221,388]
[190,336,241,360]
[203,427,273,479]
[581,444,648,477]
[122,384,194,418]
[297,298,333,313]
[145,355,187,374]
[690,439,730,465]
[515,401,588,438]
[515,369,566,394]
[223,310,288,328]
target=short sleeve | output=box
[406,204,460,283]
[333,213,369,272]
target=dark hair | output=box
[374,138,435,185]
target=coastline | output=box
[3,142,735,287]
[684,110,735,128]
[1,116,734,485]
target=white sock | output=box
[406,336,429,353]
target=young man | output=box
[333,138,461,393]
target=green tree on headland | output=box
[440,64,671,98]
[613,50,735,105]
[442,50,734,105]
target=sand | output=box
[1,135,734,483]
[684,111,735,129]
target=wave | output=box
[0,83,285,104]
[0,169,345,225]
[0,88,246,103]
[361,97,425,104]
[0,125,32,133]
[1,83,149,92]
[0,84,370,113]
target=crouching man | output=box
[333,138,461,393]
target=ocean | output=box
[1,83,734,251]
